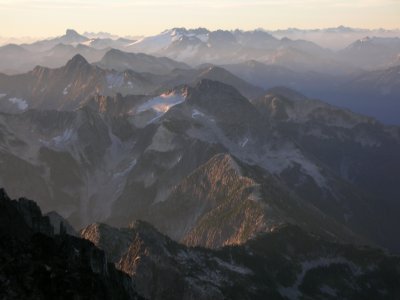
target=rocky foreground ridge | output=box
[1,188,399,300]
[0,189,143,300]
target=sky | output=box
[1,0,399,38]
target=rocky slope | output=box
[2,187,399,300]
[81,220,400,300]
[146,153,360,249]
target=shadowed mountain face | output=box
[0,189,143,300]
[220,60,400,124]
[338,37,400,69]
[329,65,400,124]
[0,79,400,254]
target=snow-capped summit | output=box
[125,27,334,68]
[127,27,210,54]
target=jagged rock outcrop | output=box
[0,189,144,300]
[8,192,54,237]
[46,211,79,236]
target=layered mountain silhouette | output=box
[1,28,399,123]
[0,54,264,112]
[220,60,400,124]
[126,28,351,74]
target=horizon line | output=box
[2,25,400,39]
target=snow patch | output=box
[129,29,209,53]
[8,97,28,110]
[190,108,215,123]
[214,257,253,275]
[138,92,186,115]
[52,128,76,147]
[63,84,72,95]
[194,33,209,43]
[279,257,361,300]
[240,137,249,148]
[146,113,164,125]
[129,30,177,53]
[192,109,205,118]
[259,145,327,187]
[113,159,137,178]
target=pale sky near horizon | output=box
[1,0,399,38]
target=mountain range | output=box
[1,26,400,300]
[270,26,400,49]
[1,28,399,124]
[0,54,263,113]
[1,73,400,252]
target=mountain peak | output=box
[186,79,260,124]
[65,29,80,38]
[62,29,89,43]
[66,54,89,68]
[264,86,308,102]
[103,48,126,59]
[193,78,241,95]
